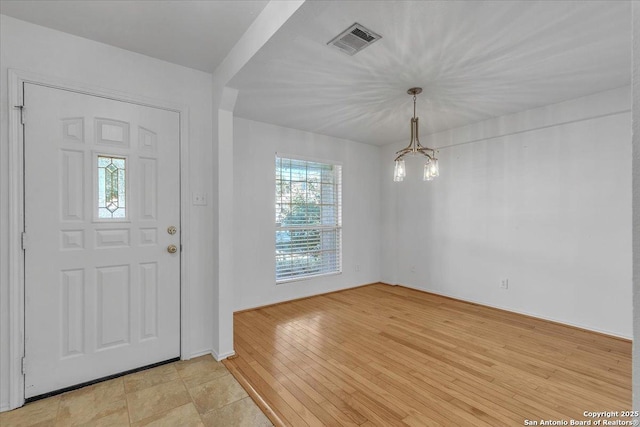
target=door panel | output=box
[24,83,181,398]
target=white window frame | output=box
[275,154,342,283]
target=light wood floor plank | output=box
[226,284,631,426]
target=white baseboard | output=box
[0,402,11,413]
[187,349,215,360]
[212,349,236,361]
[395,283,632,340]
[233,281,380,313]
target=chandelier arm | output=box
[414,116,419,153]
[416,150,433,160]
[395,145,413,156]
[414,118,436,153]
[394,149,411,161]
[416,145,435,154]
[396,150,433,162]
[411,114,415,147]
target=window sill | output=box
[276,271,342,285]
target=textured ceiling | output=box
[1,1,631,146]
[229,0,632,146]
[0,0,269,73]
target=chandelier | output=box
[393,87,439,182]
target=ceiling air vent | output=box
[327,23,382,56]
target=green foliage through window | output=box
[275,156,341,282]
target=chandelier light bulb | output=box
[394,159,406,182]
[430,158,439,178]
[423,162,433,181]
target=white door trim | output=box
[7,68,192,410]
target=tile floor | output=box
[0,355,273,426]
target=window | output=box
[275,156,342,282]
[97,155,126,219]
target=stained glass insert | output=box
[98,155,126,219]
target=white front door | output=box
[23,83,181,398]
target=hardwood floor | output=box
[224,283,631,427]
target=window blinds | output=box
[275,156,342,282]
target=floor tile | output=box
[2,359,273,427]
[89,378,126,403]
[200,397,272,427]
[59,377,124,404]
[123,364,180,394]
[188,373,248,415]
[131,403,203,427]
[87,405,130,426]
[175,356,228,388]
[126,379,190,423]
[56,397,126,426]
[0,396,60,427]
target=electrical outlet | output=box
[355,264,360,272]
[500,279,509,289]
[411,266,416,273]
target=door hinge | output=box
[21,357,27,375]
[14,105,25,125]
[21,232,27,250]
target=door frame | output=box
[7,68,192,410]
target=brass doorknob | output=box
[167,226,177,235]
[167,244,178,254]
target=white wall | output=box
[382,86,632,338]
[631,1,639,411]
[0,15,214,410]
[232,118,381,311]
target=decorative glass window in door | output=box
[98,155,126,219]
